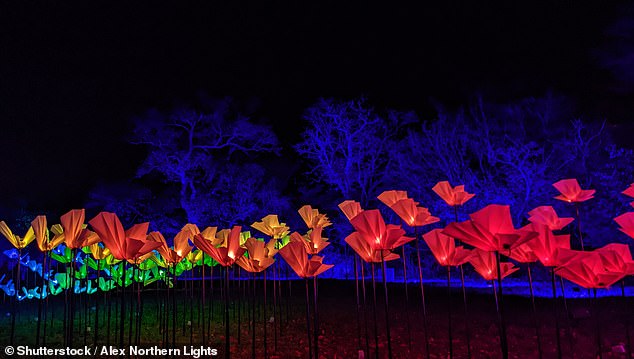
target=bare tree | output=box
[295,98,411,205]
[130,98,280,224]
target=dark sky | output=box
[0,1,631,213]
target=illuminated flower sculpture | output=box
[235,237,277,273]
[289,226,328,255]
[279,239,333,359]
[553,178,596,203]
[298,205,332,229]
[0,221,35,250]
[432,181,476,207]
[423,228,473,358]
[350,208,414,358]
[338,200,363,221]
[345,232,399,263]
[251,215,290,240]
[553,178,595,251]
[148,224,195,265]
[88,212,160,262]
[615,212,634,239]
[443,204,537,253]
[443,204,536,359]
[469,249,519,281]
[527,206,574,231]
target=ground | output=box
[0,279,632,358]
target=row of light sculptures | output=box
[1,179,633,358]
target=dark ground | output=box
[0,279,632,358]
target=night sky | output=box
[1,1,632,213]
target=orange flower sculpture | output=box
[350,209,414,250]
[147,225,195,264]
[338,200,363,221]
[31,216,64,252]
[432,181,476,207]
[527,206,574,231]
[0,220,35,249]
[298,205,332,229]
[422,229,472,267]
[553,178,595,203]
[614,212,634,239]
[278,240,333,278]
[289,226,330,255]
[344,232,400,263]
[556,251,625,289]
[378,190,439,227]
[469,249,518,281]
[236,237,277,273]
[251,215,290,240]
[60,209,101,249]
[523,223,570,267]
[595,243,634,276]
[443,204,537,252]
[193,226,245,267]
[88,212,161,262]
[623,183,634,208]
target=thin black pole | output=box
[494,251,509,359]
[354,254,362,352]
[371,262,379,359]
[575,204,585,251]
[593,288,602,359]
[120,262,127,348]
[263,269,268,358]
[361,260,370,357]
[36,250,46,346]
[313,276,320,359]
[447,266,453,359]
[225,266,230,359]
[454,206,471,358]
[621,280,632,358]
[304,278,313,359]
[550,268,562,359]
[401,245,412,352]
[413,229,431,359]
[527,264,542,359]
[380,251,393,359]
[252,272,256,359]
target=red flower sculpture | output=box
[432,181,476,207]
[469,249,518,281]
[377,190,409,207]
[556,251,625,289]
[527,206,574,231]
[345,232,400,263]
[88,212,161,262]
[553,178,595,203]
[509,243,538,263]
[443,204,537,252]
[614,212,634,239]
[596,243,634,276]
[378,191,440,227]
[193,226,245,267]
[422,229,472,266]
[278,240,333,278]
[523,223,570,267]
[350,209,414,250]
[339,200,363,221]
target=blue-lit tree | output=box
[129,97,286,227]
[295,98,413,207]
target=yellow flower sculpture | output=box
[0,221,35,249]
[251,214,290,239]
[298,205,332,229]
